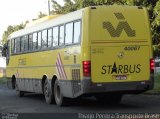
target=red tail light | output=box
[150,58,154,73]
[83,61,91,77]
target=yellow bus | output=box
[4,6,154,106]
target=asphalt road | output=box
[0,84,160,114]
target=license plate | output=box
[115,75,127,80]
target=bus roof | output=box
[8,5,144,40]
[25,15,61,28]
[8,8,84,39]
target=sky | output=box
[0,0,64,42]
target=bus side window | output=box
[6,40,10,64]
[38,32,42,49]
[33,32,38,50]
[48,28,53,48]
[16,38,20,53]
[59,25,64,46]
[24,35,28,51]
[42,30,48,49]
[14,39,16,53]
[11,39,15,54]
[53,27,58,47]
[29,34,33,51]
[7,40,10,56]
[65,22,73,45]
[73,21,81,44]
[20,36,25,52]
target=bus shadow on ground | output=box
[70,97,141,109]
[23,93,141,109]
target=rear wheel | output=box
[44,79,54,104]
[54,80,68,106]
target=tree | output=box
[151,1,160,45]
[1,23,26,44]
[51,0,77,14]
[32,12,47,21]
[1,11,46,45]
[38,12,47,18]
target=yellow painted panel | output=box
[91,45,150,83]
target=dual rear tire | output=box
[44,79,54,104]
[44,79,123,106]
[15,78,122,106]
[44,79,67,106]
[15,78,66,106]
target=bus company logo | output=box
[56,54,67,79]
[101,62,141,74]
[103,13,136,37]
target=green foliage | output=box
[1,23,26,45]
[38,12,47,19]
[145,74,160,94]
[154,73,160,92]
[0,77,7,84]
[152,0,160,45]
[153,45,160,57]
[1,11,46,45]
[51,0,77,14]
[32,12,47,21]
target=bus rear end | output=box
[82,6,154,97]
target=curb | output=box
[144,92,160,95]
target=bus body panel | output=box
[90,6,151,42]
[91,45,150,83]
[7,45,82,95]
[86,6,153,84]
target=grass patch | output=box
[146,73,160,94]
[152,73,160,93]
[0,77,7,84]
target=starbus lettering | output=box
[101,62,141,74]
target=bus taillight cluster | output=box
[150,59,154,73]
[83,61,91,77]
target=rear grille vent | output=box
[72,69,81,96]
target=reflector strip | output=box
[56,62,62,78]
[56,54,67,79]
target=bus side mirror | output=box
[2,44,7,57]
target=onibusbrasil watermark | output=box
[1,113,18,119]
[78,113,160,119]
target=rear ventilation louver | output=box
[72,69,81,96]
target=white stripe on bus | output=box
[56,62,62,78]
[57,55,66,79]
[58,54,67,79]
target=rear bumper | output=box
[81,74,154,95]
